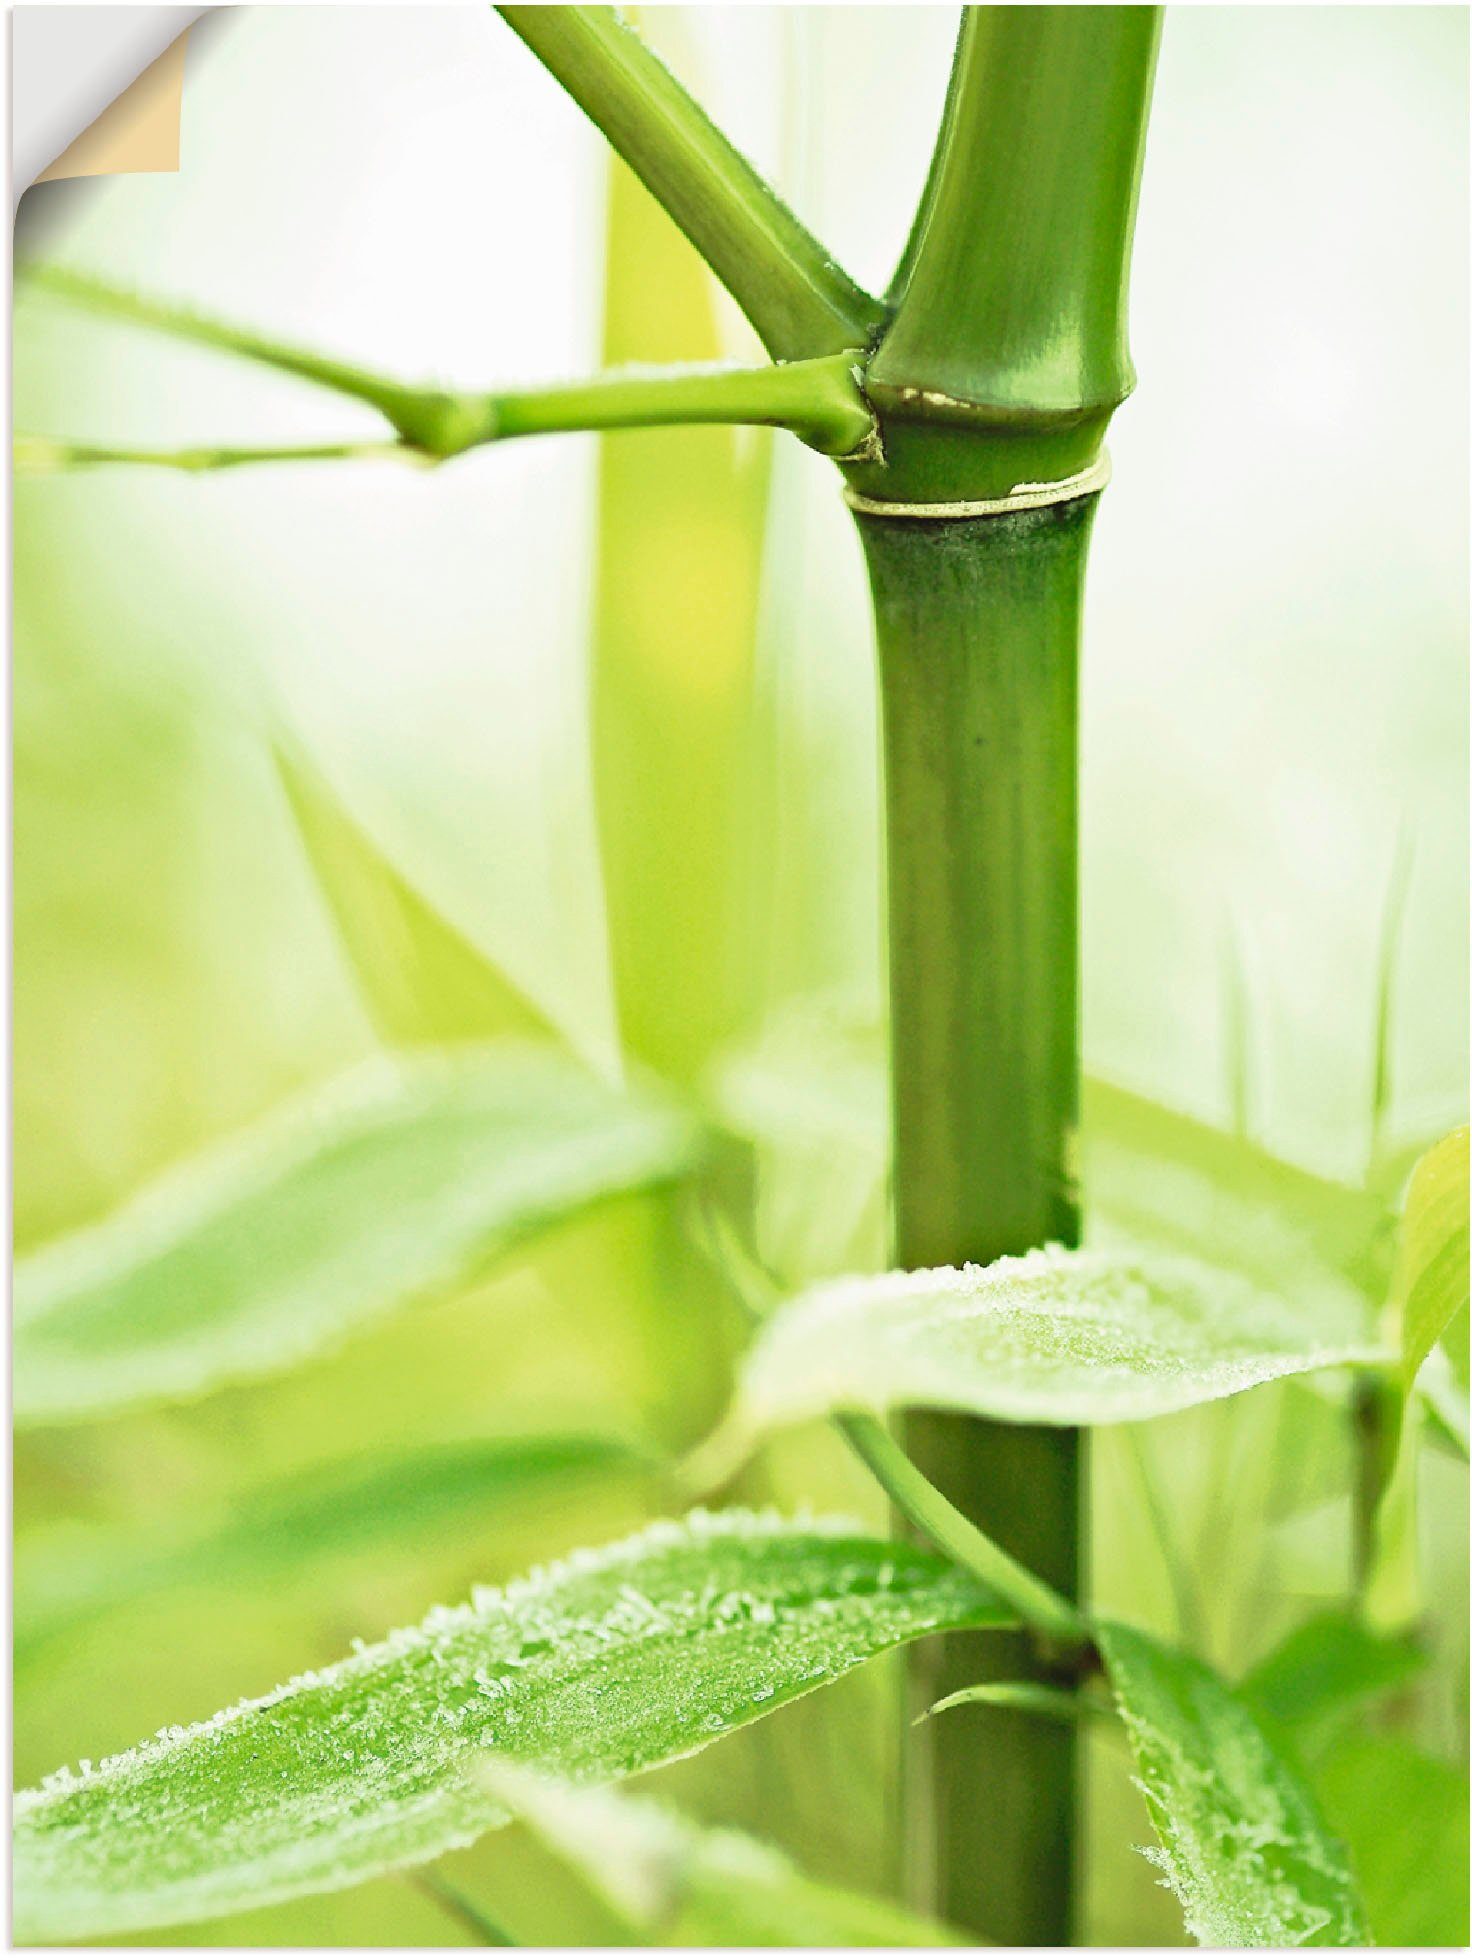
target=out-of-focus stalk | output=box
[592,145,775,1088]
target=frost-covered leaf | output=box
[15,1044,701,1426]
[16,1433,654,1653]
[1313,1731,1469,1947]
[1239,1610,1426,1741]
[480,1762,962,1946]
[1099,1620,1370,1947]
[14,1510,1009,1942]
[1390,1126,1469,1387]
[273,740,556,1046]
[718,1247,1385,1446]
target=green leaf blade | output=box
[15,1044,701,1426]
[14,1511,1010,1942]
[724,1247,1385,1445]
[1393,1125,1469,1386]
[1098,1621,1370,1947]
[1239,1610,1427,1743]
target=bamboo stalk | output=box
[845,16,1160,1939]
[856,492,1098,1943]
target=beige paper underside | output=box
[36,31,190,185]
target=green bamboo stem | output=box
[25,265,874,461]
[497,6,884,361]
[847,14,1159,1942]
[857,492,1097,1944]
[853,5,1161,506]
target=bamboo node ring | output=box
[843,452,1111,520]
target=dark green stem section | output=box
[856,492,1096,1945]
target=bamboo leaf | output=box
[1391,1126,1469,1386]
[13,1510,1010,1941]
[715,1247,1385,1450]
[480,1762,963,1945]
[14,1044,701,1426]
[1312,1732,1470,1947]
[1363,1126,1468,1623]
[16,1433,656,1654]
[1238,1610,1427,1741]
[1098,1620,1370,1947]
[924,1681,1109,1727]
[273,741,556,1046]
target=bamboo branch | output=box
[838,1414,1088,1651]
[26,263,471,452]
[462,352,875,456]
[21,266,877,463]
[496,6,884,361]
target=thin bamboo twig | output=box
[21,267,876,462]
[15,435,411,475]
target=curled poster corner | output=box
[13,7,207,205]
[36,31,191,187]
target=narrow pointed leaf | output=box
[13,1511,1010,1942]
[273,741,556,1045]
[481,1763,963,1946]
[925,1681,1108,1726]
[16,1433,654,1653]
[1363,1127,1468,1620]
[1098,1620,1370,1947]
[15,1044,700,1426]
[720,1246,1385,1448]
